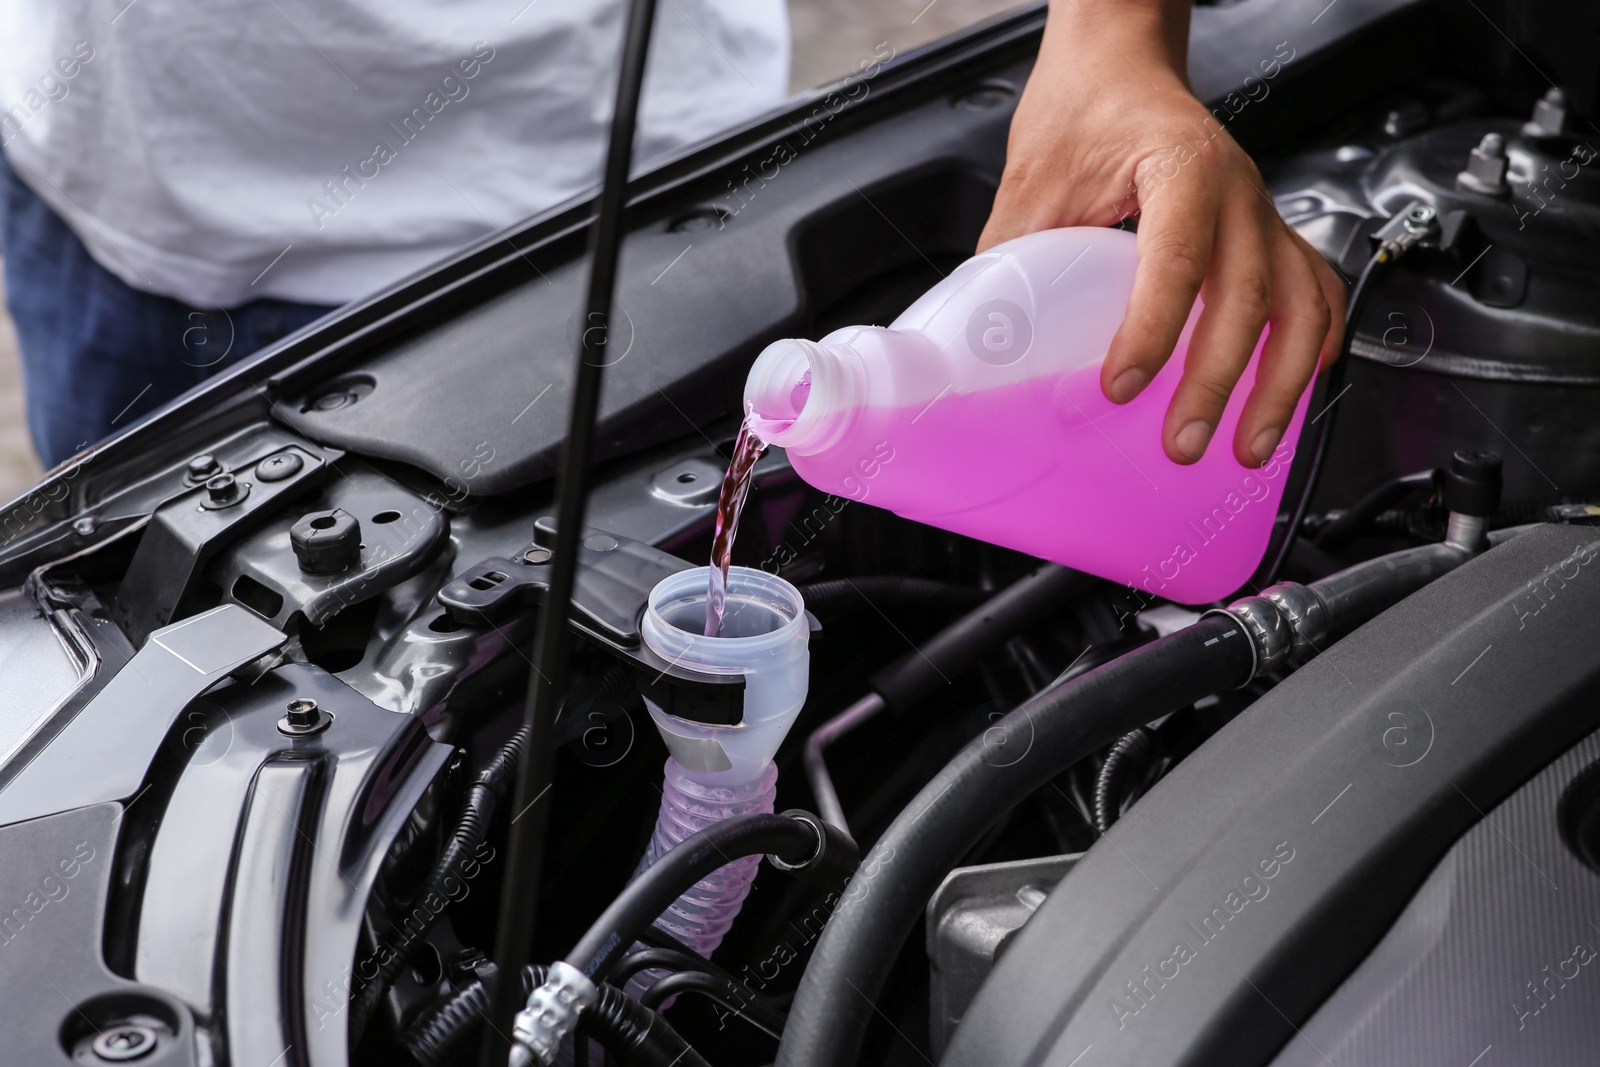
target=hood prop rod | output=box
[480,1,661,1061]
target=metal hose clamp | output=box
[510,960,597,1067]
[1203,581,1327,680]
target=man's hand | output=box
[978,0,1345,467]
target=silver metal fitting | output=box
[511,960,598,1066]
[1373,200,1439,261]
[1205,581,1328,680]
[1523,87,1566,136]
[1205,596,1288,678]
[1456,132,1509,196]
[278,698,333,737]
[767,811,825,872]
[1261,582,1329,661]
[1445,512,1489,554]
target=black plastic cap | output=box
[291,508,363,574]
[1444,449,1503,518]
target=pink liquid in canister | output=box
[740,227,1314,605]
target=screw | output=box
[955,84,1013,110]
[1457,132,1510,196]
[522,547,553,565]
[256,451,304,483]
[668,206,732,233]
[186,453,220,481]
[1402,204,1437,235]
[91,1025,158,1062]
[73,516,97,537]
[200,471,251,510]
[312,391,354,412]
[1525,86,1568,135]
[1382,103,1427,138]
[279,698,332,736]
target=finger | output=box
[1299,230,1347,370]
[977,185,1049,253]
[1160,187,1273,464]
[1101,147,1221,410]
[1231,225,1333,466]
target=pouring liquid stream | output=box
[704,414,770,636]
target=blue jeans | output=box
[0,152,337,468]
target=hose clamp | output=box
[1202,598,1280,680]
[1203,581,1328,683]
[767,811,826,872]
[511,960,597,1067]
[1261,582,1329,661]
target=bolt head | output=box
[186,453,220,481]
[312,391,354,411]
[279,698,332,736]
[91,1025,159,1062]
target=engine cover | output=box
[943,523,1600,1066]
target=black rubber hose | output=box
[1091,727,1159,833]
[639,970,788,1038]
[775,615,1255,1067]
[1305,541,1467,644]
[611,946,713,986]
[351,723,530,1036]
[404,964,710,1067]
[1313,469,1438,549]
[613,944,791,1032]
[777,536,1491,1067]
[869,564,1096,712]
[568,812,820,982]
[797,577,988,618]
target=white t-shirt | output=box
[0,1,788,308]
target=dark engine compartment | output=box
[2,1,1600,1065]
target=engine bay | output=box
[2,1,1599,1065]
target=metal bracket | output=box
[113,444,329,644]
[0,603,287,827]
[438,521,747,726]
